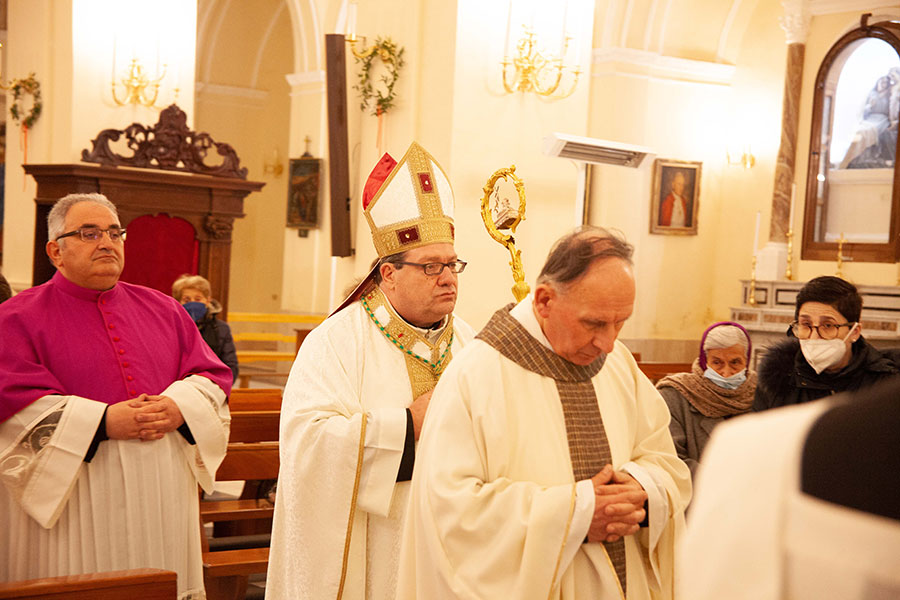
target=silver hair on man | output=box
[47,193,119,241]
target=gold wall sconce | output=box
[344,2,377,59]
[501,27,581,99]
[726,145,756,169]
[111,58,171,108]
[263,148,284,177]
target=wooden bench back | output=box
[228,411,280,443]
[637,362,693,384]
[216,442,280,481]
[0,568,177,600]
[229,388,282,411]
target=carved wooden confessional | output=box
[25,105,264,316]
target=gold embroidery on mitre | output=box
[361,286,455,398]
[364,141,455,258]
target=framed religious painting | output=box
[287,157,322,233]
[650,159,702,235]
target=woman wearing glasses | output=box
[753,275,900,411]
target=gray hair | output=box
[172,273,212,301]
[536,226,634,288]
[703,325,748,353]
[47,193,119,241]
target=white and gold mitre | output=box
[363,141,455,258]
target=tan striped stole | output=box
[477,304,627,594]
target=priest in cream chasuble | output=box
[266,142,475,600]
[398,228,691,600]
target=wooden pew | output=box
[228,411,279,444]
[202,442,280,600]
[0,568,177,599]
[236,371,290,388]
[229,388,283,412]
[637,362,693,384]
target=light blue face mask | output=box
[181,301,208,322]
[703,367,746,390]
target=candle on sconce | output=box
[559,0,570,56]
[503,0,513,57]
[348,2,358,40]
[753,210,761,256]
[788,183,796,229]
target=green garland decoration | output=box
[9,72,42,129]
[354,37,405,116]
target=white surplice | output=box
[0,376,229,600]
[397,302,691,600]
[680,401,900,600]
[266,299,474,600]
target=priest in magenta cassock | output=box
[266,142,474,599]
[398,227,691,599]
[0,194,232,599]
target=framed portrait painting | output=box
[287,157,322,231]
[650,159,701,235]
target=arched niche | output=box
[803,16,900,262]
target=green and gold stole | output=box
[361,286,455,398]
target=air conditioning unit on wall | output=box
[541,133,654,168]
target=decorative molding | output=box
[205,215,235,240]
[781,0,811,44]
[286,70,326,86]
[81,104,249,179]
[810,0,900,16]
[718,0,744,59]
[592,47,735,85]
[195,82,269,107]
[286,70,327,96]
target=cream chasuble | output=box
[266,291,474,600]
[398,303,691,600]
[680,401,900,599]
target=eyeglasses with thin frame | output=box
[790,320,855,340]
[55,226,127,243]
[395,260,467,276]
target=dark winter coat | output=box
[196,302,239,384]
[753,336,900,411]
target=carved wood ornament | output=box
[81,104,249,179]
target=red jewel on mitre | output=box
[362,153,398,209]
[418,172,433,193]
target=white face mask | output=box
[799,323,859,374]
[703,367,747,390]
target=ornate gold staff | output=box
[481,165,529,302]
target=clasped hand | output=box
[588,464,648,543]
[105,394,185,441]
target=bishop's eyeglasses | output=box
[396,260,468,276]
[790,320,855,340]
[56,226,127,243]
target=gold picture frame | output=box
[650,159,701,235]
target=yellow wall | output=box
[2,0,196,290]
[196,0,292,313]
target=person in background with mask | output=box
[753,275,900,412]
[172,274,239,384]
[656,322,757,480]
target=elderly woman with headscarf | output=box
[656,322,757,478]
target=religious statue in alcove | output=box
[839,66,900,169]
